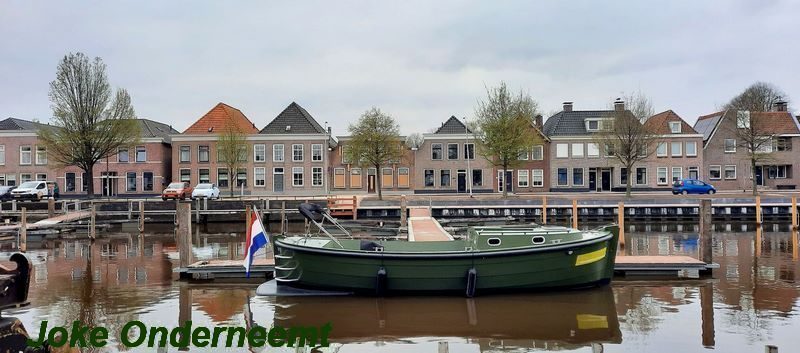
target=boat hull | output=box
[273,225,619,295]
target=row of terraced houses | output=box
[1,99,798,197]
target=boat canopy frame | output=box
[298,203,353,248]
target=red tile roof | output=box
[645,110,698,134]
[183,102,259,134]
[749,111,800,134]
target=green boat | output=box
[271,203,619,296]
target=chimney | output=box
[774,100,788,112]
[614,98,625,112]
[534,114,543,128]
[563,102,573,112]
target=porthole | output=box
[532,236,546,244]
[487,238,501,246]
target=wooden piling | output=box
[792,195,798,230]
[400,195,407,228]
[177,284,192,351]
[280,201,286,235]
[61,200,67,214]
[304,200,309,233]
[755,225,763,258]
[617,202,625,251]
[246,204,252,234]
[47,198,55,218]
[700,199,713,264]
[572,199,578,229]
[352,195,358,220]
[176,201,193,268]
[755,195,762,225]
[138,200,145,233]
[541,196,547,225]
[700,283,715,348]
[90,202,96,240]
[19,207,27,252]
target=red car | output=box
[162,182,193,201]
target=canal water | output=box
[2,222,798,352]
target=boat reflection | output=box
[267,286,621,351]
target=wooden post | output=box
[400,195,407,228]
[246,204,252,235]
[617,202,625,251]
[755,195,762,225]
[90,202,96,240]
[352,195,358,220]
[700,199,713,264]
[47,198,55,218]
[177,284,192,352]
[19,207,27,252]
[280,201,286,235]
[755,225,763,258]
[701,283,715,348]
[793,228,799,261]
[128,201,133,220]
[572,199,578,229]
[176,201,193,268]
[61,200,67,214]
[541,196,547,225]
[138,200,145,233]
[304,200,309,234]
[792,195,798,230]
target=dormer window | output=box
[285,125,292,132]
[736,111,750,129]
[669,121,681,134]
[586,120,600,131]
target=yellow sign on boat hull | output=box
[575,247,607,266]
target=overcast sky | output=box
[1,0,798,134]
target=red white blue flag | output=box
[244,207,269,277]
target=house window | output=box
[431,144,443,160]
[180,169,190,182]
[65,173,76,192]
[587,143,599,158]
[532,169,544,187]
[657,167,668,185]
[424,170,435,187]
[312,144,323,162]
[341,145,351,164]
[620,167,628,186]
[0,145,4,165]
[180,146,190,162]
[447,143,458,160]
[254,167,266,187]
[636,167,647,185]
[35,173,47,181]
[557,168,568,186]
[586,120,600,131]
[571,143,584,158]
[118,147,129,163]
[669,122,681,133]
[773,137,792,151]
[518,170,529,187]
[709,165,721,180]
[236,168,247,187]
[771,165,790,179]
[604,143,615,157]
[292,144,304,162]
[656,142,667,157]
[686,142,697,156]
[252,144,266,162]
[350,168,362,188]
[736,111,750,129]
[199,169,210,183]
[670,142,682,156]
[556,144,568,158]
[688,167,699,180]
[20,174,31,183]
[5,174,16,186]
[464,143,475,160]
[312,167,324,187]
[20,146,32,165]
[292,167,304,186]
[143,172,154,191]
[380,167,393,188]
[35,146,47,164]
[136,146,146,162]
[333,168,346,188]
[472,169,482,187]
[80,173,87,191]
[218,168,229,188]
[724,139,736,153]
[572,168,584,186]
[671,167,682,183]
[273,144,284,162]
[440,170,451,187]
[532,145,543,160]
[198,145,209,163]
[518,149,529,160]
[126,172,137,192]
[398,167,410,188]
[724,165,737,180]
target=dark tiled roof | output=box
[260,102,326,134]
[434,116,471,134]
[542,110,631,136]
[644,110,698,135]
[183,102,259,134]
[0,117,49,131]
[137,118,179,138]
[693,113,721,142]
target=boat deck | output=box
[408,208,454,242]
[175,258,275,280]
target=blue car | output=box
[672,179,716,195]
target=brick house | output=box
[329,137,415,194]
[694,101,800,190]
[496,115,550,193]
[414,116,493,194]
[641,110,704,189]
[0,117,176,196]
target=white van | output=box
[11,181,49,201]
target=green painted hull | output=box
[273,225,618,295]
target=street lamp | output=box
[463,117,473,197]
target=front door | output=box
[601,169,611,191]
[505,171,513,193]
[273,168,284,192]
[367,175,376,193]
[755,166,764,186]
[589,169,597,191]
[497,171,514,193]
[457,171,467,193]
[102,172,117,196]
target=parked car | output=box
[672,179,716,195]
[11,181,49,201]
[162,182,193,201]
[191,183,220,200]
[0,186,16,201]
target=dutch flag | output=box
[244,207,269,277]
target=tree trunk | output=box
[502,163,508,198]
[751,158,758,196]
[85,165,95,198]
[376,164,383,200]
[626,167,633,198]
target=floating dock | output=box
[407,208,454,241]
[614,255,717,278]
[176,258,275,280]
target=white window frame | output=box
[125,172,137,192]
[517,170,529,187]
[518,150,529,160]
[724,165,737,180]
[572,167,585,186]
[586,119,600,131]
[273,144,285,162]
[587,143,599,158]
[671,167,682,183]
[179,145,190,162]
[669,121,681,134]
[635,167,648,186]
[19,146,32,165]
[571,143,584,158]
[656,142,667,157]
[556,143,568,158]
[35,146,47,165]
[557,168,568,186]
[670,141,682,157]
[657,167,668,185]
[736,111,750,129]
[532,145,544,160]
[709,165,721,180]
[312,167,324,187]
[686,141,697,157]
[292,167,304,186]
[688,166,699,179]
[311,144,323,162]
[0,145,5,165]
[254,167,266,187]
[254,144,266,162]
[431,143,443,160]
[292,144,304,162]
[447,143,459,160]
[198,168,210,184]
[532,169,544,187]
[724,139,736,153]
[464,143,475,160]
[179,168,191,182]
[135,146,146,162]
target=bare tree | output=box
[38,52,141,197]
[346,107,403,200]
[473,82,542,197]
[725,81,788,112]
[593,92,658,198]
[217,122,248,197]
[404,133,424,150]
